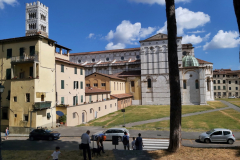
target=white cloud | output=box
[188,29,205,34]
[203,30,240,50]
[158,7,210,35]
[105,42,125,50]
[129,0,191,5]
[182,35,202,45]
[105,20,156,49]
[195,46,202,49]
[88,33,95,39]
[202,33,211,41]
[0,0,18,9]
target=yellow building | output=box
[0,35,58,133]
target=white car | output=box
[92,128,130,141]
[228,96,236,99]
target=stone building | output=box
[213,69,240,98]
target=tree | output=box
[233,0,240,33]
[165,0,182,152]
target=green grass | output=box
[81,101,227,128]
[217,98,240,108]
[131,109,240,132]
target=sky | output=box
[0,0,239,70]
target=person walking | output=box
[5,127,9,140]
[131,137,136,150]
[135,133,144,150]
[97,133,106,153]
[81,130,91,160]
[47,146,64,160]
[122,132,129,150]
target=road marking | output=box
[189,140,193,144]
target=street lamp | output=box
[0,83,5,160]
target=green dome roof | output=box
[182,55,199,67]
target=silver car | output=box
[92,128,130,141]
[199,128,235,144]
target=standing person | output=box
[5,127,9,140]
[47,146,63,160]
[81,130,91,160]
[97,133,106,153]
[131,137,136,150]
[135,133,144,150]
[122,132,129,150]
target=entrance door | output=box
[95,111,98,119]
[41,95,44,101]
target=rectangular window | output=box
[236,87,238,90]
[30,46,35,56]
[195,80,199,89]
[61,65,64,72]
[101,83,106,86]
[73,112,76,118]
[86,84,90,87]
[29,67,33,77]
[223,92,226,96]
[94,83,98,87]
[73,96,76,105]
[131,81,134,87]
[229,87,231,90]
[110,104,112,108]
[7,49,12,59]
[80,68,83,75]
[223,80,225,84]
[183,80,186,89]
[14,96,17,102]
[61,80,64,89]
[2,108,8,119]
[223,75,225,77]
[26,93,30,102]
[218,86,220,90]
[99,107,100,111]
[217,75,219,77]
[20,48,24,57]
[6,68,11,80]
[229,81,231,84]
[6,90,10,100]
[89,95,92,102]
[76,96,78,104]
[74,67,77,74]
[24,115,29,121]
[214,92,216,96]
[105,105,107,109]
[223,86,226,90]
[236,81,238,84]
[218,80,220,84]
[213,80,216,84]
[214,86,216,90]
[61,97,64,104]
[81,81,83,89]
[81,95,83,103]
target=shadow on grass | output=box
[147,149,175,159]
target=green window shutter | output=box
[20,48,24,57]
[7,49,12,59]
[223,86,226,90]
[81,95,83,103]
[214,86,216,90]
[30,46,35,56]
[61,65,64,72]
[73,96,75,105]
[76,96,78,104]
[6,68,11,80]
[61,80,64,89]
[61,97,64,104]
[74,67,77,74]
[77,81,79,89]
[80,68,83,75]
[47,113,51,118]
[81,81,83,89]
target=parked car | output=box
[199,128,235,144]
[92,128,130,141]
[228,96,236,99]
[29,129,61,141]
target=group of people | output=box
[122,132,144,150]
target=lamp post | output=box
[0,83,5,160]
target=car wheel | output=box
[48,137,53,141]
[204,138,210,143]
[228,139,234,144]
[118,137,122,142]
[29,136,34,141]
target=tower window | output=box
[195,80,199,89]
[147,79,152,88]
[183,80,187,89]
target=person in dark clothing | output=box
[136,133,144,150]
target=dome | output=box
[182,55,199,67]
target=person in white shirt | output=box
[48,146,63,160]
[81,130,91,160]
[131,137,136,150]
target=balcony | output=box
[11,55,38,63]
[34,101,52,110]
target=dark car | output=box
[29,129,60,141]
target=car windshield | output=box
[45,129,52,133]
[206,129,215,134]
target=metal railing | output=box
[11,55,39,63]
[34,101,51,110]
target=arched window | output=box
[106,57,109,61]
[121,56,124,60]
[183,80,187,89]
[195,80,199,89]
[92,59,95,62]
[147,78,152,88]
[183,51,187,56]
[136,55,140,59]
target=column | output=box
[199,68,206,105]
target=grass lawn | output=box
[2,150,115,160]
[81,101,227,128]
[148,146,240,160]
[132,109,240,132]
[217,98,240,108]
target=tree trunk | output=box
[233,0,240,33]
[165,0,182,152]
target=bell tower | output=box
[26,1,49,37]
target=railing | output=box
[11,55,38,63]
[34,101,51,110]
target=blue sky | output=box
[0,0,239,70]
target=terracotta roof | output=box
[86,72,126,81]
[196,58,213,64]
[0,35,56,43]
[111,94,133,99]
[117,70,141,77]
[213,69,240,75]
[85,87,110,94]
[55,57,84,67]
[70,48,140,56]
[82,59,141,66]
